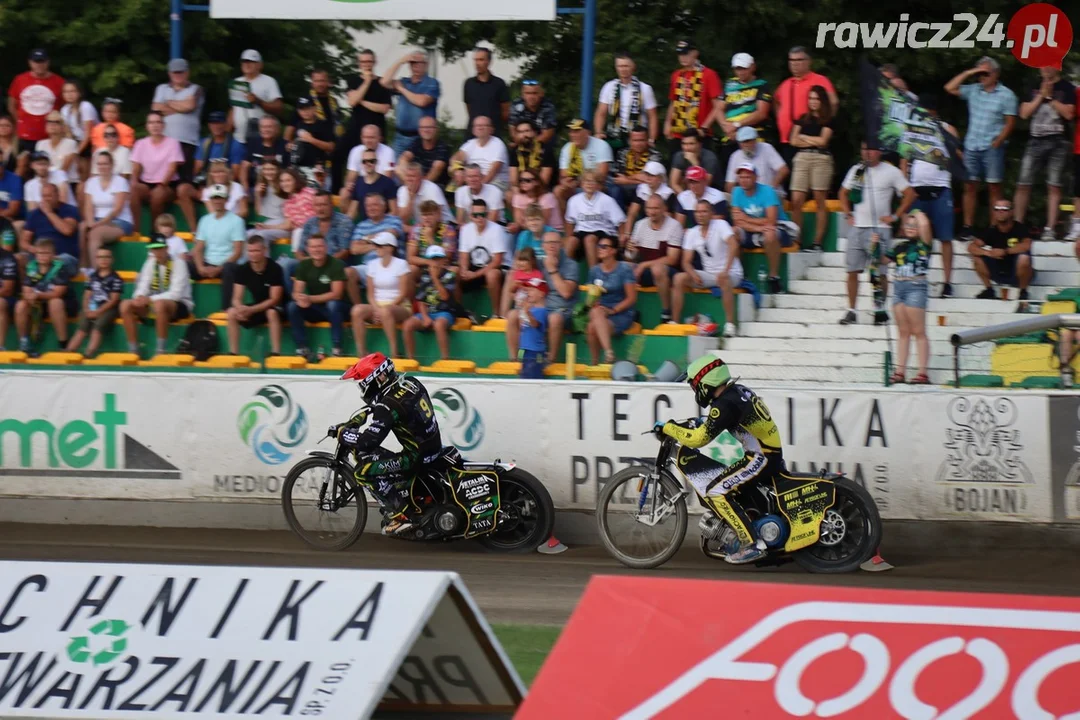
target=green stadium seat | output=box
[1011,376,1062,389]
[959,374,1005,387]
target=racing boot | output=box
[724,537,767,565]
[381,512,415,537]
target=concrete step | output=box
[816,253,1080,273]
[835,237,1077,258]
[722,336,993,358]
[786,279,1061,301]
[736,321,977,341]
[755,307,1031,328]
[719,348,978,372]
[803,265,1079,287]
[768,294,1047,314]
[729,363,959,385]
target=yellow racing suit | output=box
[662,382,783,547]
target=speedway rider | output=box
[330,352,453,536]
[655,355,783,564]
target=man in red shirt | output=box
[663,41,721,156]
[774,46,839,167]
[7,49,65,156]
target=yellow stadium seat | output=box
[392,358,420,372]
[420,359,476,374]
[314,356,360,371]
[25,352,83,366]
[452,317,473,330]
[196,278,222,284]
[176,232,194,241]
[626,322,642,335]
[274,237,291,245]
[644,323,697,336]
[117,270,137,281]
[637,286,657,293]
[477,361,521,375]
[266,355,307,370]
[583,364,613,379]
[138,354,195,367]
[545,363,589,378]
[471,317,507,333]
[0,351,29,364]
[202,354,252,368]
[82,352,140,366]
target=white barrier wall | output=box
[0,371,1068,523]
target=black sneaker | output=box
[874,310,890,326]
[976,287,996,300]
[659,310,672,324]
[960,225,974,242]
[940,282,953,298]
[767,276,783,294]
[1018,289,1029,301]
[839,310,857,325]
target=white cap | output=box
[240,49,262,63]
[208,184,230,199]
[424,245,447,259]
[643,161,666,176]
[731,52,754,68]
[371,231,398,248]
[735,162,757,174]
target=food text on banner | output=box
[519,575,1080,719]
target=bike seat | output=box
[434,446,463,468]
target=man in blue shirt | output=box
[20,183,79,274]
[380,51,441,158]
[193,111,247,181]
[729,162,795,294]
[190,184,245,310]
[0,163,24,236]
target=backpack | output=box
[176,320,220,362]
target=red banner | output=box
[519,576,1080,718]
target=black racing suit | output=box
[337,376,444,518]
[661,382,783,548]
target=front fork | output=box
[634,470,689,527]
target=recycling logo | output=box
[238,385,309,465]
[432,388,484,452]
[67,619,130,666]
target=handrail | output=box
[949,313,1080,388]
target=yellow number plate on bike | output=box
[773,477,836,552]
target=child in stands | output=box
[154,213,190,262]
[501,246,542,317]
[402,245,456,361]
[518,277,549,379]
[67,246,123,358]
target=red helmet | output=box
[341,352,398,402]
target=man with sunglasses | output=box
[458,199,508,313]
[969,201,1034,301]
[380,51,441,158]
[510,120,555,190]
[344,148,397,222]
[509,80,557,147]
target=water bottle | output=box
[757,266,768,293]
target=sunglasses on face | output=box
[471,211,487,218]
[104,132,119,138]
[520,177,536,183]
[522,79,539,86]
[598,244,615,250]
[362,159,376,164]
[994,205,1011,211]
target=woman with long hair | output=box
[789,85,834,251]
[887,211,933,385]
[60,81,99,188]
[511,171,563,233]
[251,159,289,243]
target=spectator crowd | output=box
[1,42,1077,378]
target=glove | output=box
[652,420,667,438]
[339,426,363,448]
[327,424,341,439]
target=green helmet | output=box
[687,356,732,407]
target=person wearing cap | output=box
[122,235,193,357]
[509,119,556,191]
[452,116,509,191]
[7,49,65,152]
[457,198,509,312]
[556,118,614,209]
[36,111,78,188]
[14,238,76,355]
[240,116,288,194]
[193,111,245,181]
[464,47,511,141]
[402,243,456,361]
[789,85,836,253]
[509,80,558,147]
[0,225,21,351]
[286,96,335,185]
[190,183,245,311]
[612,126,662,206]
[624,160,676,231]
[380,51,441,158]
[564,170,626,267]
[708,53,773,172]
[89,100,135,150]
[228,50,284,148]
[65,245,122,358]
[595,52,659,150]
[629,193,684,322]
[675,164,728,229]
[730,161,799,294]
[673,198,742,337]
[288,234,347,360]
[152,58,205,188]
[514,276,550,379]
[130,111,185,230]
[663,41,722,154]
[351,231,410,357]
[20,183,79,276]
[669,129,720,193]
[347,193,403,303]
[227,234,285,356]
[23,151,70,212]
[838,140,915,325]
[775,47,839,166]
[723,126,787,194]
[397,117,450,188]
[338,50,393,193]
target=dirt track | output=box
[2,523,1078,625]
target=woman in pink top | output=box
[130,111,185,232]
[279,168,317,251]
[510,172,563,234]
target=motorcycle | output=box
[281,416,555,553]
[595,429,882,573]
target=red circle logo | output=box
[1007,3,1073,69]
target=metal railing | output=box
[950,313,1080,388]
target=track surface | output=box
[2,523,1078,625]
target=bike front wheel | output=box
[281,456,367,551]
[596,466,688,569]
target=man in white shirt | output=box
[838,139,916,325]
[724,127,788,193]
[227,50,283,148]
[594,53,659,148]
[24,151,69,210]
[344,124,395,184]
[672,199,743,336]
[396,162,452,228]
[675,165,729,228]
[457,198,508,313]
[454,164,504,225]
[629,193,683,322]
[564,170,626,267]
[624,160,676,234]
[452,115,509,191]
[556,118,614,209]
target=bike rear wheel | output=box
[794,476,882,574]
[281,456,367,551]
[477,468,555,553]
[596,466,688,569]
